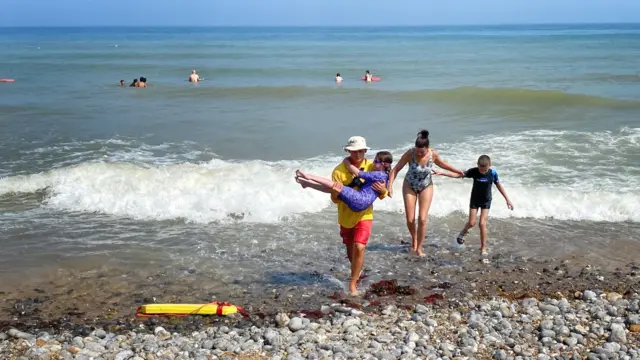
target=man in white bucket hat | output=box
[331,135,387,295]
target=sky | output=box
[2,0,640,27]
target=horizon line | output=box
[1,21,639,28]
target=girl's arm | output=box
[433,150,464,176]
[388,150,412,197]
[343,157,360,176]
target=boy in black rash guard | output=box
[434,155,513,256]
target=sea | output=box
[0,24,639,313]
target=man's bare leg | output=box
[348,243,366,295]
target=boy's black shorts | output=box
[470,201,491,209]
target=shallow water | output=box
[0,25,639,318]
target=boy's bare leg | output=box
[478,209,490,254]
[458,208,477,242]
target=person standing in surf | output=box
[330,136,388,295]
[387,130,464,257]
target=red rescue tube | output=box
[0,79,15,83]
[361,77,381,81]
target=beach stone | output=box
[375,334,394,344]
[564,337,578,347]
[276,313,290,328]
[415,305,428,314]
[85,342,106,353]
[539,304,560,314]
[8,329,35,340]
[583,291,597,301]
[494,349,508,360]
[288,317,304,332]
[449,312,462,323]
[115,350,135,360]
[540,320,554,331]
[610,323,627,343]
[608,293,623,302]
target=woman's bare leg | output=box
[415,185,434,257]
[402,180,418,252]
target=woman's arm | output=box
[432,168,464,178]
[433,150,464,176]
[388,150,411,197]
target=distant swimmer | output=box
[137,77,147,88]
[335,73,343,84]
[120,80,125,87]
[189,70,200,83]
[129,78,138,87]
[364,70,372,82]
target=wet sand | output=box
[2,239,639,335]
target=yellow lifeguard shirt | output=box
[330,159,388,228]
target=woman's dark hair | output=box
[415,130,430,148]
[129,78,138,87]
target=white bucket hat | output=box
[343,136,371,152]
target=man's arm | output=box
[330,167,344,204]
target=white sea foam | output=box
[1,128,638,223]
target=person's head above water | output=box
[129,78,138,86]
[192,70,197,74]
[366,70,371,74]
[343,136,370,164]
[119,80,124,86]
[336,73,341,77]
[414,130,430,157]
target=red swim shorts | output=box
[340,220,373,246]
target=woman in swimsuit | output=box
[388,130,464,257]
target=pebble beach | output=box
[2,288,640,360]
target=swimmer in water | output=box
[364,70,372,82]
[120,80,125,87]
[335,73,343,84]
[129,78,138,87]
[189,70,200,83]
[137,77,147,88]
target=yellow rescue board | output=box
[139,303,238,315]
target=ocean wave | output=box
[1,128,638,224]
[147,85,640,108]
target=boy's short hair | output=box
[477,155,491,166]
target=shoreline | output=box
[2,252,639,331]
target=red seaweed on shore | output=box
[365,280,417,298]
